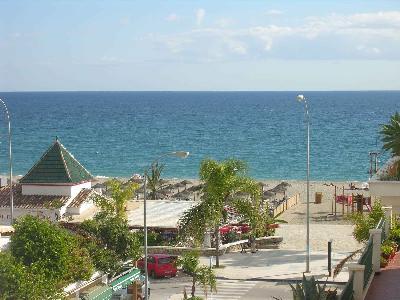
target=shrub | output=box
[381,256,388,267]
[289,274,336,300]
[222,231,240,244]
[381,244,393,259]
[389,228,400,245]
[349,201,384,243]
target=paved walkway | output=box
[199,248,352,283]
[365,252,400,300]
[276,224,362,252]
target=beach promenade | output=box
[164,181,364,299]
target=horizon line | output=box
[1,89,400,93]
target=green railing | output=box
[340,217,388,299]
[358,238,374,289]
[377,218,387,242]
[340,273,354,300]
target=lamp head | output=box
[172,151,190,159]
[297,94,305,102]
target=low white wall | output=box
[0,237,10,252]
[22,182,91,197]
[66,199,94,215]
[0,207,62,225]
[369,180,400,213]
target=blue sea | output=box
[0,91,399,181]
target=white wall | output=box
[22,182,92,197]
[369,180,400,213]
[0,207,62,225]
[0,236,10,252]
[66,199,94,215]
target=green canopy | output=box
[109,268,142,291]
[81,285,112,300]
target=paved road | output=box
[150,273,293,300]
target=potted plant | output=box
[381,256,389,268]
[381,244,393,260]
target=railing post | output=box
[370,229,382,273]
[348,263,365,300]
[383,206,392,235]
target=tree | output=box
[178,251,217,298]
[146,162,164,200]
[96,179,138,219]
[10,215,93,284]
[349,201,385,243]
[0,252,62,300]
[81,214,142,263]
[381,112,400,156]
[178,158,260,267]
[79,180,142,276]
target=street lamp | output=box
[297,94,310,273]
[142,151,189,299]
[0,99,13,225]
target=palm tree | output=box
[381,112,400,156]
[178,158,259,267]
[146,162,164,200]
[95,179,138,219]
[178,251,217,298]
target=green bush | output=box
[381,256,388,267]
[389,228,400,245]
[381,244,393,259]
[289,274,336,300]
[222,231,240,243]
[349,201,384,243]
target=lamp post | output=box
[0,99,13,225]
[297,94,310,273]
[142,151,189,300]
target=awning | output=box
[82,285,112,300]
[109,268,142,291]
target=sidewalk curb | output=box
[215,276,347,285]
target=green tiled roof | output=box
[20,139,93,184]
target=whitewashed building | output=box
[0,139,99,224]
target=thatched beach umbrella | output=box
[174,190,191,200]
[258,181,267,192]
[159,179,169,186]
[187,183,204,192]
[269,182,290,194]
[180,179,193,190]
[174,182,186,193]
[262,190,275,200]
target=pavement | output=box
[199,248,352,283]
[365,252,400,300]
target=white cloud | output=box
[166,13,178,22]
[196,8,206,26]
[357,45,381,55]
[149,10,400,61]
[266,9,283,16]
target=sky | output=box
[1,0,400,91]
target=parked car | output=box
[137,254,177,278]
[219,223,251,235]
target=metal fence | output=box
[377,218,387,242]
[340,273,354,300]
[340,216,387,299]
[358,238,374,289]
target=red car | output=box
[219,223,251,234]
[137,254,177,278]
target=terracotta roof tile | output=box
[0,185,70,209]
[67,189,97,208]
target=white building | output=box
[369,156,400,212]
[0,138,99,225]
